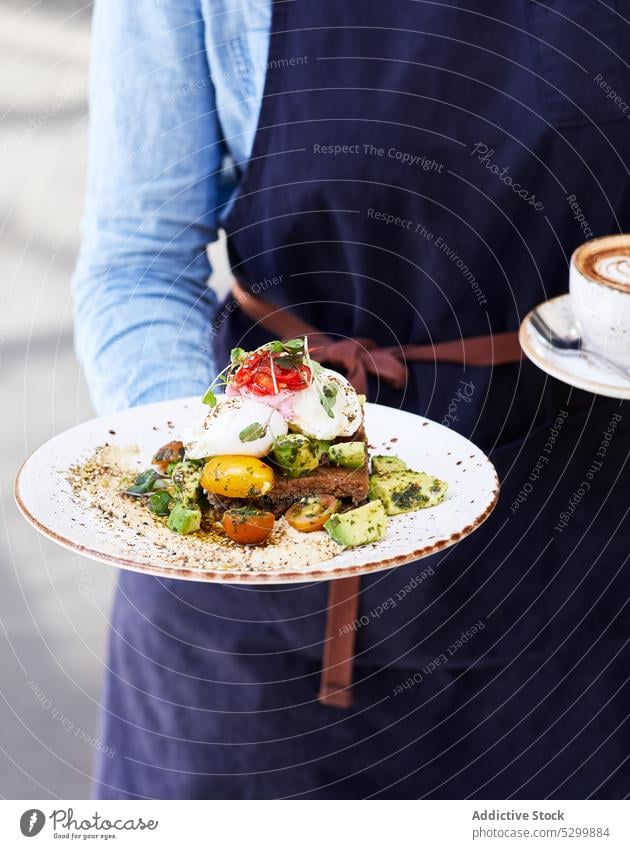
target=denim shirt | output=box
[72,0,271,414]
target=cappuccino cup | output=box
[569,234,630,366]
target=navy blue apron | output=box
[97,1,630,799]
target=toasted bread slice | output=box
[269,461,368,504]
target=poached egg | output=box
[183,396,288,459]
[227,367,363,441]
[285,369,362,440]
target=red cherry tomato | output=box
[222,508,275,545]
[232,350,311,396]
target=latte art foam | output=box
[575,236,630,291]
[593,255,630,287]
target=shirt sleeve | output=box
[72,0,221,415]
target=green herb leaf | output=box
[230,347,246,364]
[268,340,284,353]
[202,388,217,407]
[126,469,159,495]
[320,382,338,418]
[239,421,267,442]
[284,338,305,351]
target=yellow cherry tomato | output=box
[201,455,274,499]
[285,496,341,532]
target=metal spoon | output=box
[530,308,630,383]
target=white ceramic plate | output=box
[520,295,630,400]
[15,398,499,584]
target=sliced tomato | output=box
[285,495,341,532]
[222,508,275,545]
[151,440,184,471]
[232,349,311,396]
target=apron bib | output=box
[98,0,630,798]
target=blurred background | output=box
[0,0,227,798]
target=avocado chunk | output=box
[272,434,319,477]
[328,441,367,469]
[148,490,174,516]
[368,470,447,515]
[324,500,388,547]
[167,503,201,534]
[371,455,408,475]
[312,439,331,461]
[171,461,202,505]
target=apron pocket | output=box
[526,0,627,127]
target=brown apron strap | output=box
[231,279,522,396]
[318,575,361,708]
[230,278,522,708]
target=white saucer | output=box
[519,294,630,400]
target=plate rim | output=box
[14,400,500,585]
[519,294,630,401]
